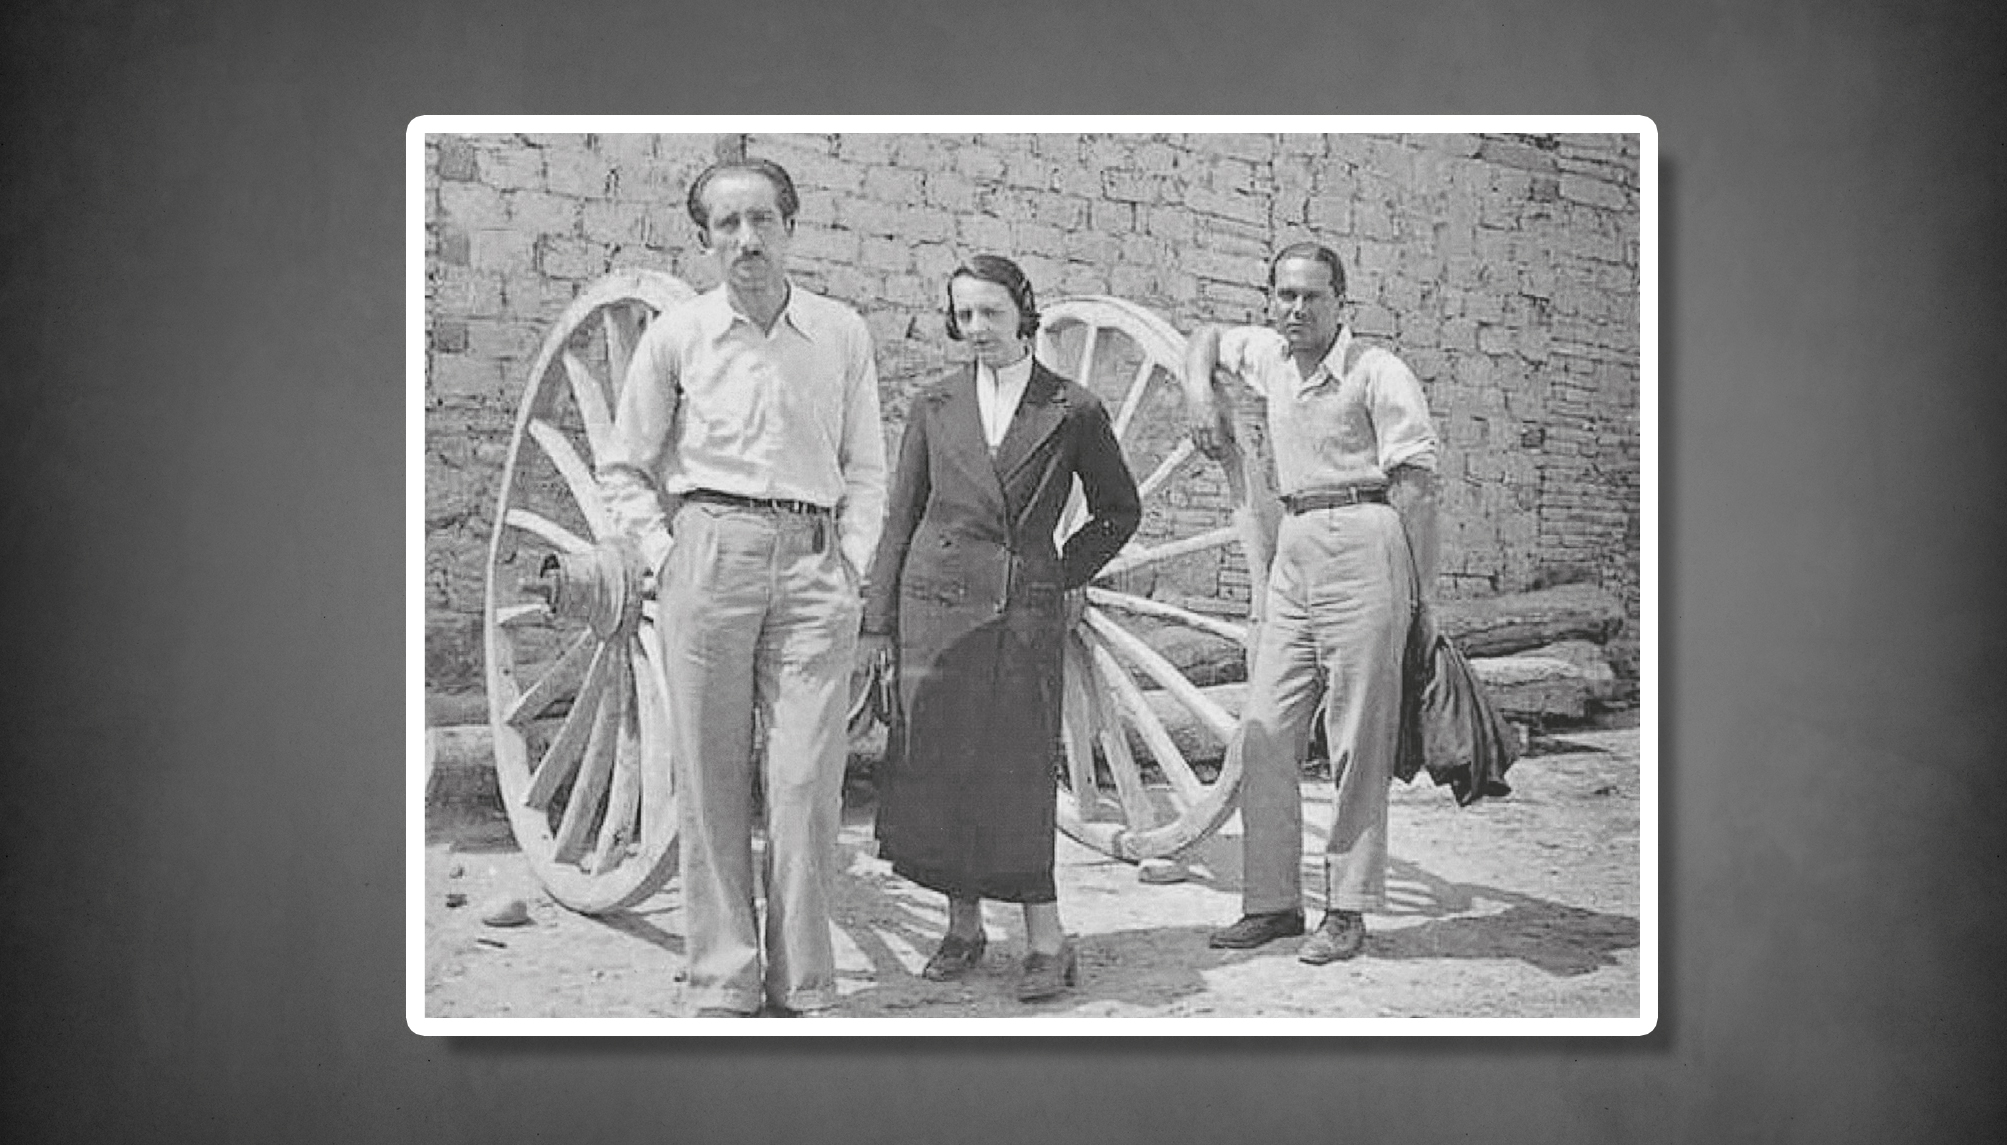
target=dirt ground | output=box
[422,726,1641,1024]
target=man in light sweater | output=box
[1183,241,1441,964]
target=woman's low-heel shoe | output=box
[921,931,987,982]
[1017,938,1079,1002]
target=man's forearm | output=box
[1386,463,1439,602]
[1181,324,1235,457]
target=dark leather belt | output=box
[1283,486,1388,514]
[685,488,832,516]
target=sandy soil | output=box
[423,727,1641,1023]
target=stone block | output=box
[438,180,507,229]
[900,205,956,244]
[839,134,897,164]
[1184,185,1268,227]
[430,354,503,402]
[478,143,543,190]
[581,199,647,245]
[432,225,471,267]
[545,148,611,197]
[925,170,978,212]
[506,189,578,234]
[1089,199,1134,233]
[1476,136,1558,172]
[469,229,532,273]
[863,165,924,202]
[957,213,1012,251]
[592,132,655,164]
[437,137,478,181]
[860,235,911,272]
[433,269,503,318]
[539,236,606,280]
[1101,169,1156,203]
[1560,172,1629,210]
[955,144,1006,182]
[790,223,860,263]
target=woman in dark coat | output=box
[861,255,1140,1001]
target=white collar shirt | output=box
[596,282,889,574]
[974,352,1035,452]
[1216,323,1439,496]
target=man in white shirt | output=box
[1183,242,1441,964]
[598,157,887,1015]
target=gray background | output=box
[3,0,2002,1142]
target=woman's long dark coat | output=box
[863,360,1140,902]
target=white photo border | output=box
[406,114,1658,1037]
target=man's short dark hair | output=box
[944,253,1042,341]
[686,157,801,233]
[1269,241,1347,296]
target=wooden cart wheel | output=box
[483,269,696,914]
[1037,297,1281,862]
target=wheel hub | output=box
[524,538,648,641]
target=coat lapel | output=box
[937,365,1010,519]
[991,361,1068,489]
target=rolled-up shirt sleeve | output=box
[1214,325,1284,400]
[835,316,888,578]
[1367,351,1439,473]
[597,322,679,571]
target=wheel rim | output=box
[482,269,695,914]
[1037,297,1274,861]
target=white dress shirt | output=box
[597,282,889,575]
[974,352,1035,452]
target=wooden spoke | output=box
[1086,643,1157,831]
[525,418,614,540]
[525,638,617,809]
[1082,607,1236,743]
[1136,437,1198,501]
[560,349,614,461]
[1085,587,1249,645]
[602,305,637,401]
[1059,633,1107,820]
[1085,634,1200,810]
[1110,356,1156,441]
[1097,525,1240,580]
[1057,479,1088,538]
[495,600,551,627]
[589,643,647,874]
[633,636,677,853]
[1074,323,1101,393]
[553,653,628,863]
[503,629,593,726]
[504,507,590,555]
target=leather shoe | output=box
[1017,938,1079,1002]
[1298,909,1367,964]
[1208,909,1306,949]
[921,931,987,981]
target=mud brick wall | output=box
[424,131,1641,692]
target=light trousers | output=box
[1233,502,1414,915]
[655,500,859,1013]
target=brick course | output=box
[423,131,1643,692]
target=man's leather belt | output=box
[1283,486,1388,514]
[685,488,833,516]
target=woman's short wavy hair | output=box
[944,253,1041,341]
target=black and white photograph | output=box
[409,118,1655,1032]
[12,0,2007,1136]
